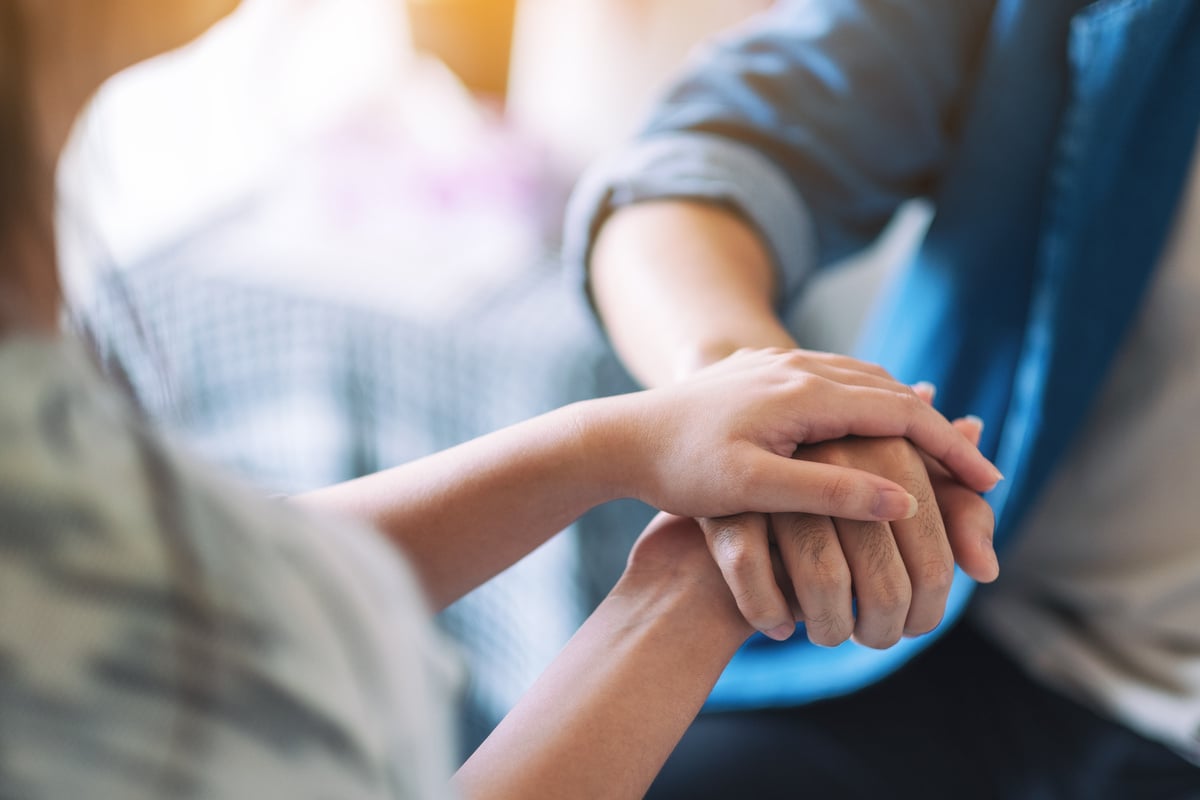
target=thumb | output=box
[741,453,918,521]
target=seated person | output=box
[567,0,1200,795]
[0,2,997,797]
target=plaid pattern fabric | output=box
[77,236,653,750]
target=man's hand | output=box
[699,416,996,645]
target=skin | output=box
[297,348,1001,612]
[454,512,756,800]
[1,6,999,797]
[591,199,1000,645]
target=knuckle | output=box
[968,501,997,532]
[732,587,778,628]
[859,623,905,650]
[919,510,948,547]
[868,362,897,381]
[785,371,826,400]
[905,608,946,637]
[914,556,955,595]
[808,551,851,592]
[781,350,810,369]
[907,473,937,506]
[780,514,829,549]
[867,575,912,618]
[707,520,750,559]
[786,370,819,392]
[847,357,894,381]
[861,526,898,577]
[941,484,991,523]
[854,607,907,649]
[721,544,762,585]
[879,435,919,462]
[804,608,852,647]
[779,517,853,591]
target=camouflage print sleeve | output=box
[0,338,462,800]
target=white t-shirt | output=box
[974,133,1200,764]
[0,336,462,797]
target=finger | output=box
[953,415,984,447]
[769,544,804,620]
[932,470,999,583]
[920,418,999,583]
[740,452,919,521]
[912,382,937,405]
[903,403,1003,493]
[773,512,854,647]
[838,519,913,649]
[699,513,795,640]
[888,473,955,637]
[804,385,1003,494]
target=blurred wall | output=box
[58,0,410,300]
[407,0,519,98]
[508,0,773,177]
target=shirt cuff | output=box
[562,131,818,321]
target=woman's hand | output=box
[617,513,756,644]
[592,347,1001,522]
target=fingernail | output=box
[964,414,984,431]
[765,623,795,642]
[873,489,918,520]
[913,382,937,401]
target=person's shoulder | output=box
[0,336,459,797]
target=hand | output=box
[618,513,756,643]
[701,417,996,645]
[614,348,1001,522]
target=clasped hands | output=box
[611,347,1000,648]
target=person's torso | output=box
[859,0,1200,542]
[973,127,1200,763]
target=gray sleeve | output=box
[562,131,819,320]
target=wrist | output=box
[563,394,652,505]
[610,565,754,654]
[673,329,798,381]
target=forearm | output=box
[292,399,636,611]
[295,349,1000,617]
[590,199,797,386]
[454,563,751,800]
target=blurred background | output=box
[59,0,926,757]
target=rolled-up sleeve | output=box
[564,0,994,311]
[563,131,818,316]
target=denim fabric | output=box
[565,0,1200,709]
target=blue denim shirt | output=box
[566,0,1200,708]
